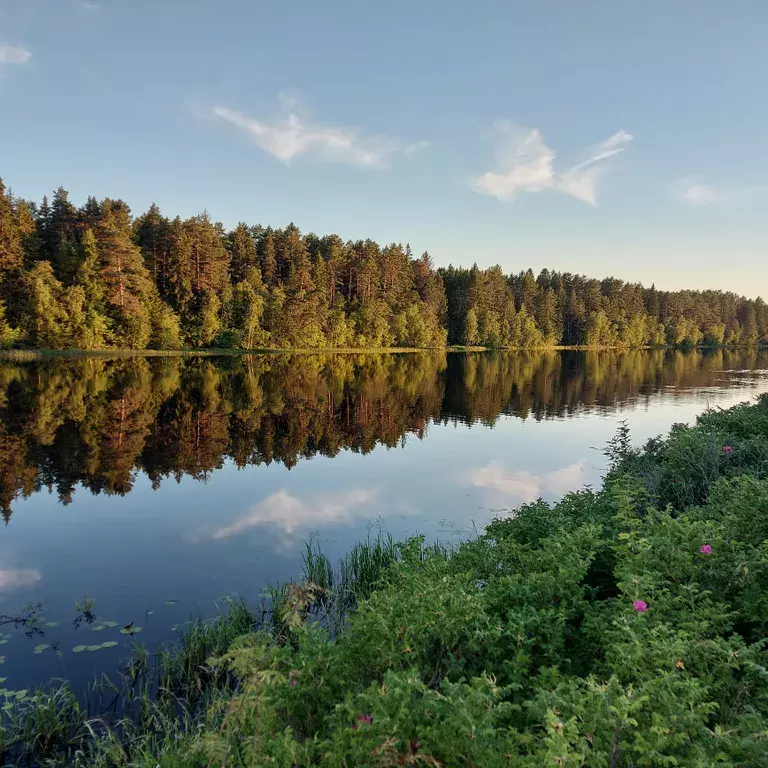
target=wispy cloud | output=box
[212,99,400,169]
[0,568,42,591]
[473,122,632,206]
[467,460,586,504]
[77,1,102,10]
[211,488,377,539]
[404,140,431,155]
[0,44,31,65]
[681,183,724,206]
[677,176,768,206]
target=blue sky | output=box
[1,0,766,297]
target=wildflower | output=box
[633,599,648,613]
[291,679,297,686]
[676,660,685,670]
[700,544,713,555]
[411,739,421,752]
[353,714,372,729]
[723,445,733,454]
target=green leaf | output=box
[0,677,6,684]
[86,645,103,652]
[44,621,59,628]
[0,657,5,664]
[102,621,119,628]
[91,625,106,632]
[165,600,178,606]
[33,644,50,655]
[72,645,87,653]
[120,626,142,635]
[100,641,118,649]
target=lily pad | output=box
[120,626,142,635]
[33,644,50,655]
[91,625,106,632]
[0,640,8,646]
[164,600,178,606]
[102,621,119,628]
[100,641,118,649]
[86,645,103,652]
[0,657,5,664]
[44,621,59,628]
[72,645,87,653]
[146,610,155,616]
[0,677,6,684]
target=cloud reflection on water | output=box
[468,460,587,504]
[211,488,378,539]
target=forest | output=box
[1,177,767,351]
[1,348,765,521]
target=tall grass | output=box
[0,538,419,766]
[0,598,255,767]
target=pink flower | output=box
[353,714,372,729]
[291,679,297,686]
[633,599,648,613]
[723,446,733,454]
[700,544,713,555]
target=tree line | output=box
[2,348,765,520]
[0,177,766,350]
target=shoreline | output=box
[1,343,765,361]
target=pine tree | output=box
[227,222,258,285]
[134,203,173,298]
[0,179,23,289]
[95,200,152,347]
[260,229,278,285]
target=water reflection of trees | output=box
[1,349,765,520]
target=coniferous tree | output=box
[95,200,153,347]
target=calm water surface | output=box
[1,349,768,692]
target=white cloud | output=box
[0,568,42,591]
[212,488,377,539]
[0,44,31,65]
[212,102,400,168]
[679,178,724,206]
[467,460,586,504]
[677,177,768,206]
[77,1,102,10]
[473,122,632,206]
[404,140,431,155]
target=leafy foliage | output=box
[1,177,766,350]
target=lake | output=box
[1,349,768,694]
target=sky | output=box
[1,0,766,297]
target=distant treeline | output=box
[1,178,766,350]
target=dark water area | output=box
[1,349,768,694]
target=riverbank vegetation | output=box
[2,393,768,765]
[1,178,766,351]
